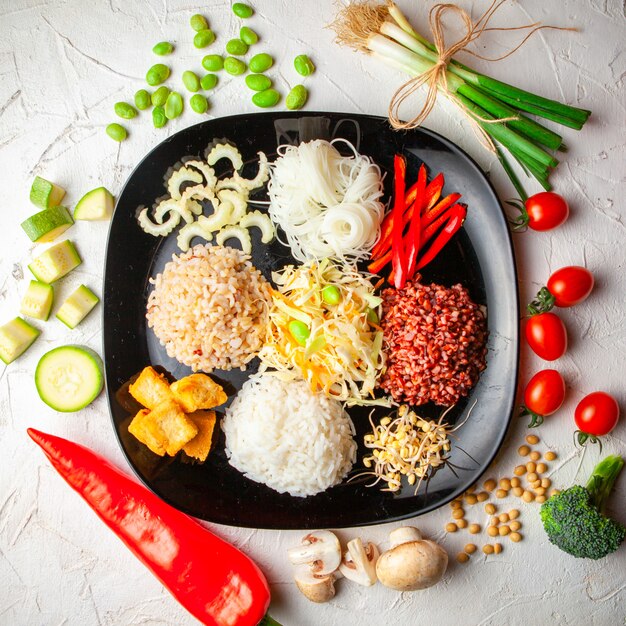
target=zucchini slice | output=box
[74,187,115,221]
[21,205,74,243]
[28,240,82,284]
[20,280,54,321]
[0,317,40,364]
[30,176,66,209]
[35,345,103,412]
[56,285,99,329]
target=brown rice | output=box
[146,244,272,372]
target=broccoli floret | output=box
[540,455,625,559]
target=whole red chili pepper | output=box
[416,205,466,270]
[27,428,275,626]
[391,154,407,289]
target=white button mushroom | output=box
[375,527,448,591]
[293,564,336,603]
[338,537,380,586]
[287,530,342,576]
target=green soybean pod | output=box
[200,73,219,90]
[105,123,127,142]
[226,38,248,56]
[152,106,167,128]
[224,57,247,76]
[286,84,308,110]
[114,101,137,119]
[190,94,209,114]
[202,54,223,72]
[294,54,315,77]
[190,14,208,32]
[146,63,170,86]
[245,74,272,91]
[232,2,254,18]
[152,41,174,56]
[251,88,280,108]
[249,53,273,73]
[164,91,183,119]
[151,86,170,107]
[288,320,310,345]
[134,89,152,110]
[239,26,258,45]
[182,70,201,92]
[322,285,341,305]
[194,29,215,49]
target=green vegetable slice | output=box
[21,205,74,243]
[35,345,104,411]
[56,285,99,329]
[20,280,54,321]
[74,187,115,221]
[28,240,82,284]
[0,317,40,364]
[30,177,66,209]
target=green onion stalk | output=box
[330,1,591,192]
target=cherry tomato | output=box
[547,266,594,307]
[525,312,567,361]
[574,392,620,446]
[522,369,565,426]
[524,192,569,231]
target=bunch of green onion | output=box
[331,2,591,195]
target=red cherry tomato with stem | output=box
[574,391,620,447]
[509,192,569,232]
[525,312,568,361]
[547,266,594,307]
[521,369,566,427]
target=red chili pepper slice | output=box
[27,428,273,626]
[368,248,392,274]
[416,205,467,270]
[405,164,427,278]
[391,154,407,289]
[421,193,462,229]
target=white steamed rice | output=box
[222,374,356,497]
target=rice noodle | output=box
[267,139,385,262]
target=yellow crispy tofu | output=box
[129,366,175,410]
[128,400,198,456]
[183,410,217,462]
[170,373,227,413]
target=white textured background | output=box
[1,0,625,624]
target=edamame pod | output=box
[202,54,223,72]
[146,63,170,86]
[200,74,218,90]
[252,88,280,108]
[249,53,273,73]
[239,26,258,45]
[152,41,174,56]
[182,70,201,92]
[194,29,215,49]
[152,106,167,128]
[114,102,137,119]
[190,94,209,114]
[245,74,272,91]
[134,89,151,110]
[226,38,248,56]
[294,54,315,76]
[151,86,170,107]
[224,57,247,76]
[232,2,253,18]
[164,92,183,119]
[190,14,208,31]
[106,123,127,142]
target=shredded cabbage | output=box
[267,139,385,263]
[258,259,389,406]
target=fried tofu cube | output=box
[183,410,217,462]
[128,409,166,456]
[129,366,175,410]
[170,373,227,413]
[128,400,198,456]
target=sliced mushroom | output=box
[287,530,341,577]
[338,537,379,586]
[293,564,336,603]
[376,526,448,591]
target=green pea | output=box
[190,94,209,114]
[249,53,273,73]
[105,123,127,142]
[288,320,310,346]
[152,106,167,128]
[294,54,315,77]
[322,285,341,305]
[190,14,208,32]
[200,73,219,90]
[240,26,258,45]
[224,57,247,76]
[202,54,223,72]
[146,63,170,86]
[226,38,248,56]
[366,308,379,324]
[194,29,215,49]
[164,91,183,120]
[245,74,272,91]
[232,2,254,18]
[134,89,151,110]
[286,84,308,110]
[114,101,137,119]
[182,70,201,92]
[252,88,280,108]
[151,86,170,107]
[152,41,174,56]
